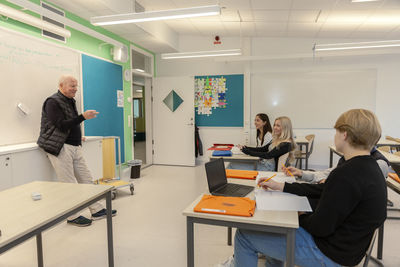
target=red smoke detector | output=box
[214,36,221,45]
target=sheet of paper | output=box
[255,188,312,212]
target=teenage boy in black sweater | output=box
[229,109,387,267]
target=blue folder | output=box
[212,150,232,157]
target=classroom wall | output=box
[157,36,400,170]
[0,0,155,162]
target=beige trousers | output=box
[47,144,103,220]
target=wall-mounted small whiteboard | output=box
[0,27,80,145]
[251,70,376,129]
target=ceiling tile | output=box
[255,22,288,32]
[253,10,290,22]
[191,21,227,36]
[219,0,251,9]
[237,10,254,21]
[291,0,336,10]
[287,22,323,32]
[320,22,361,31]
[325,10,373,24]
[316,31,352,38]
[223,22,256,37]
[251,0,292,10]
[287,31,318,38]
[289,10,322,23]
[347,31,390,39]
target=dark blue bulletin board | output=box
[81,54,125,163]
[195,74,243,127]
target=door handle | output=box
[187,123,194,126]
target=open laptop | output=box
[205,158,254,197]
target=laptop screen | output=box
[205,159,227,192]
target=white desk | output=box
[329,145,400,167]
[182,178,298,267]
[209,153,259,169]
[0,181,114,267]
[208,137,308,170]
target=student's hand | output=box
[282,166,302,177]
[81,136,86,142]
[237,144,244,149]
[83,110,99,120]
[257,179,284,192]
[318,179,326,184]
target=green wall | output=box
[0,0,155,161]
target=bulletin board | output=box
[195,74,243,127]
[81,54,125,163]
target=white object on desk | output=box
[31,192,42,201]
[255,172,312,212]
[231,146,243,155]
[255,189,312,212]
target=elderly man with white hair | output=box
[37,75,116,227]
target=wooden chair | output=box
[295,134,315,169]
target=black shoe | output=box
[91,209,117,221]
[67,216,92,227]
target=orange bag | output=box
[226,169,258,180]
[193,194,256,217]
[388,172,400,184]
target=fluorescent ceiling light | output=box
[91,5,220,26]
[161,49,242,59]
[134,68,145,73]
[314,40,400,51]
[0,3,71,37]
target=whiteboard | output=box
[251,70,376,128]
[0,27,80,145]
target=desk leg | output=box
[377,224,384,260]
[329,149,333,168]
[106,191,114,267]
[305,144,309,170]
[187,217,194,267]
[227,227,232,246]
[36,233,43,267]
[286,229,295,267]
[253,161,257,170]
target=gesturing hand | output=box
[83,110,99,120]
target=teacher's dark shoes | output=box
[91,208,117,221]
[67,216,92,227]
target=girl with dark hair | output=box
[255,113,273,147]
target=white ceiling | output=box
[47,0,400,53]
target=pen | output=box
[282,163,294,177]
[257,174,277,187]
[201,208,226,213]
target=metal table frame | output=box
[186,216,296,267]
[0,190,114,267]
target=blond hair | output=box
[334,109,381,150]
[272,116,296,161]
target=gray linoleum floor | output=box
[1,164,400,267]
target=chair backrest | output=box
[386,135,400,143]
[277,153,289,171]
[305,134,315,155]
[378,146,391,153]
